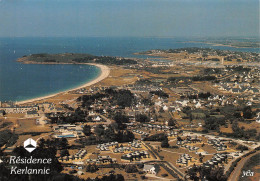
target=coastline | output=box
[16,63,110,105]
[182,41,259,49]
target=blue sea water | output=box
[0,37,258,102]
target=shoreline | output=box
[16,63,110,105]
[182,41,259,49]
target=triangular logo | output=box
[24,138,37,153]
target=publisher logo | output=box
[24,138,37,153]
[242,170,254,177]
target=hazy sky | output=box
[0,0,259,37]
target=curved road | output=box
[228,150,260,181]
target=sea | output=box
[0,37,258,102]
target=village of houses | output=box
[0,48,259,180]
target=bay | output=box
[0,37,258,102]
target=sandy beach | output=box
[16,63,110,105]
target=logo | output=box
[24,138,37,153]
[242,170,254,177]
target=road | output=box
[141,141,185,179]
[183,131,260,150]
[228,150,260,181]
[36,133,53,142]
[218,72,236,81]
[99,114,112,125]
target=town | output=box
[0,47,259,181]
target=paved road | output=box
[228,150,260,181]
[183,131,260,150]
[141,141,184,179]
[218,73,236,81]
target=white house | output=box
[143,164,160,175]
[163,105,168,111]
[256,113,260,123]
[94,116,102,122]
[195,102,202,108]
[89,110,95,116]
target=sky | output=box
[0,0,259,37]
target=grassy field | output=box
[97,66,138,87]
[15,118,51,134]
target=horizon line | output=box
[0,35,259,39]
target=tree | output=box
[199,153,204,163]
[236,145,248,152]
[83,125,91,136]
[60,149,70,157]
[87,116,93,122]
[161,137,170,148]
[114,89,134,108]
[149,90,169,98]
[0,130,18,148]
[95,174,125,181]
[94,124,105,137]
[115,174,125,181]
[144,133,167,141]
[168,118,176,127]
[233,112,241,118]
[86,164,98,173]
[177,136,183,141]
[59,138,69,149]
[141,175,147,180]
[206,167,227,181]
[103,125,117,142]
[203,117,225,131]
[116,130,135,143]
[136,114,149,123]
[125,165,138,173]
[38,138,46,148]
[114,112,129,130]
[187,165,199,181]
[114,112,129,124]
[138,163,144,169]
[188,165,227,181]
[243,106,253,119]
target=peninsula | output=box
[18,53,138,65]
